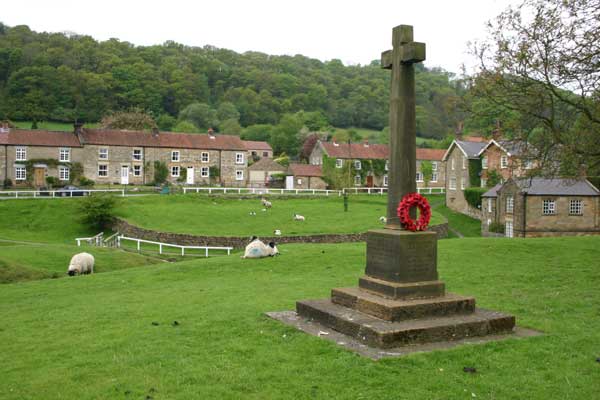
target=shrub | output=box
[153,161,168,184]
[463,187,487,209]
[489,222,505,234]
[45,176,59,187]
[78,194,119,230]
[79,177,95,187]
[3,178,12,188]
[487,169,502,187]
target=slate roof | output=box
[442,139,488,161]
[2,129,82,147]
[247,158,285,171]
[482,183,503,198]
[515,178,599,196]
[80,129,246,150]
[242,140,272,151]
[288,163,323,177]
[320,141,445,161]
[478,139,531,157]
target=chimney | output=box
[492,119,502,141]
[208,127,215,140]
[0,120,9,133]
[332,140,339,147]
[363,139,369,147]
[152,127,159,137]
[73,121,83,135]
[455,121,464,140]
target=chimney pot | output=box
[152,127,159,137]
[73,121,83,135]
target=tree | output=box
[156,114,176,131]
[78,194,119,230]
[178,102,219,131]
[219,118,242,135]
[172,120,198,133]
[241,124,273,142]
[270,113,304,156]
[216,102,240,122]
[420,161,433,188]
[470,0,600,175]
[100,108,157,130]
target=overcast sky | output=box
[2,0,518,73]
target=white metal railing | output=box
[75,232,104,247]
[0,189,125,199]
[183,187,340,196]
[342,186,445,195]
[103,232,120,248]
[118,235,233,257]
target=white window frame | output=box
[383,175,388,187]
[506,196,514,213]
[171,151,180,162]
[297,178,302,185]
[449,176,456,190]
[201,167,209,177]
[461,178,465,190]
[99,148,108,160]
[451,158,455,170]
[500,155,508,169]
[59,166,70,181]
[431,172,438,183]
[235,152,245,165]
[462,157,467,170]
[505,220,513,238]
[481,156,488,170]
[354,160,361,170]
[201,152,209,163]
[171,166,180,177]
[416,172,424,182]
[488,198,493,213]
[431,161,438,171]
[385,160,389,171]
[481,178,487,187]
[132,149,143,161]
[15,166,26,180]
[98,164,108,177]
[569,199,583,215]
[133,165,142,176]
[59,148,70,162]
[16,147,26,161]
[235,170,244,181]
[336,159,343,168]
[542,199,556,215]
[354,174,361,186]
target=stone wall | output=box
[294,176,328,190]
[0,145,6,184]
[445,146,471,214]
[113,218,448,249]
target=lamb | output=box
[379,216,387,223]
[274,229,281,236]
[293,213,305,221]
[67,252,95,276]
[242,238,279,258]
[261,198,272,208]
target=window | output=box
[524,160,533,169]
[16,147,26,161]
[263,151,269,157]
[236,170,244,180]
[354,175,361,185]
[133,165,142,176]
[98,164,108,177]
[569,200,583,215]
[235,152,244,164]
[385,160,389,171]
[201,152,209,162]
[482,156,488,169]
[336,159,343,168]
[416,172,424,182]
[449,176,456,190]
[354,160,362,170]
[383,175,388,187]
[500,155,508,169]
[488,198,493,213]
[133,149,142,161]
[505,221,513,238]
[542,199,556,215]
[451,158,455,170]
[171,166,180,177]
[171,151,180,162]
[59,166,69,181]
[487,219,491,227]
[461,178,465,190]
[99,148,108,160]
[15,166,26,180]
[297,178,302,185]
[431,172,438,183]
[506,196,514,213]
[462,157,467,169]
[481,178,487,187]
[59,148,70,162]
[432,161,438,171]
[201,167,209,177]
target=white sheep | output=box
[67,252,95,276]
[379,216,387,223]
[274,229,281,236]
[261,198,272,208]
[242,238,279,258]
[293,213,305,221]
[249,211,256,216]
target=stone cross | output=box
[381,25,426,229]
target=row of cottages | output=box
[0,124,250,187]
[306,140,446,188]
[443,135,534,217]
[242,140,273,161]
[481,178,600,237]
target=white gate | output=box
[285,175,294,190]
[187,167,194,185]
[120,166,129,185]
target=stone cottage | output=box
[481,178,600,237]
[243,140,273,161]
[247,158,285,188]
[286,164,327,190]
[477,139,535,186]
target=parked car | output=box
[56,185,87,197]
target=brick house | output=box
[481,178,600,237]
[442,137,487,215]
[308,140,446,188]
[247,158,285,188]
[286,164,327,190]
[478,139,534,186]
[243,140,273,161]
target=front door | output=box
[366,175,374,187]
[186,167,194,185]
[285,175,294,190]
[33,167,46,187]
[120,166,129,185]
[505,220,513,238]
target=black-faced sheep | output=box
[293,213,305,221]
[67,252,95,276]
[242,238,279,258]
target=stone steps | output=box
[296,299,515,349]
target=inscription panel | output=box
[365,229,437,283]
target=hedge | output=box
[463,187,488,209]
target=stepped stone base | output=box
[296,299,515,349]
[358,275,445,299]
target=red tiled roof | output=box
[242,140,272,151]
[4,129,82,147]
[288,163,323,177]
[81,129,246,150]
[320,142,445,161]
[247,158,285,171]
[0,132,8,145]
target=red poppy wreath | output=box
[396,193,431,232]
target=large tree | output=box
[469,0,600,175]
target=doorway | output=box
[186,167,194,185]
[120,166,129,185]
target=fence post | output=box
[137,240,140,251]
[205,248,208,257]
[181,247,185,256]
[159,244,162,254]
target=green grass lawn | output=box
[0,236,599,399]
[12,121,99,131]
[433,203,482,237]
[0,243,163,284]
[118,194,445,237]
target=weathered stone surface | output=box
[296,299,515,349]
[331,287,474,321]
[358,275,445,299]
[365,229,438,283]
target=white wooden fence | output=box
[342,187,445,195]
[118,235,233,257]
[183,187,340,196]
[0,188,125,199]
[75,232,104,247]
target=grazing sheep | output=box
[261,198,272,208]
[67,252,95,276]
[242,238,279,258]
[274,229,281,236]
[249,211,256,216]
[379,216,387,223]
[293,213,305,221]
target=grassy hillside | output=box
[12,121,99,131]
[0,237,599,399]
[0,243,162,284]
